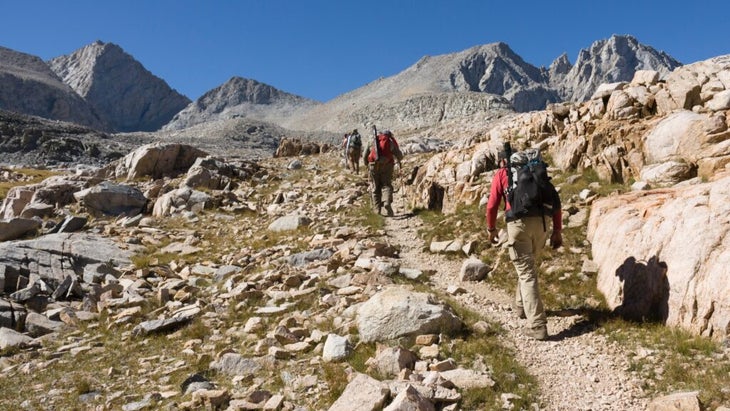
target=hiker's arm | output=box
[486,170,504,239]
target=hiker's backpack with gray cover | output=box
[505,148,560,221]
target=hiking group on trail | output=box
[486,143,563,341]
[340,128,561,340]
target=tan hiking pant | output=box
[368,162,395,209]
[507,215,549,329]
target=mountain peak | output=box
[163,76,319,131]
[561,34,682,101]
[49,41,190,132]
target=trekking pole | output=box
[372,125,381,161]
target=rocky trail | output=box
[382,193,649,411]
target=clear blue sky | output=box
[3,0,728,102]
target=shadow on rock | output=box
[614,256,670,323]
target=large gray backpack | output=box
[505,148,559,226]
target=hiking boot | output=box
[384,205,394,217]
[512,304,526,320]
[524,326,548,341]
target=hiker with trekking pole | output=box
[363,126,403,216]
[485,142,562,340]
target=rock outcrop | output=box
[49,41,191,132]
[73,182,147,216]
[0,232,133,293]
[403,54,730,215]
[397,54,730,344]
[273,138,329,157]
[587,171,730,340]
[105,142,208,181]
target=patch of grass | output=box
[439,322,539,409]
[131,251,179,269]
[416,202,486,243]
[348,342,377,374]
[553,167,628,199]
[0,324,207,410]
[481,234,605,314]
[317,362,349,408]
[74,378,94,395]
[344,202,385,232]
[180,317,210,341]
[599,318,730,408]
[423,291,539,408]
[0,168,58,200]
[312,341,380,410]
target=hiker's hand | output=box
[488,228,499,244]
[550,230,563,249]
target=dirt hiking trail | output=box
[383,195,648,411]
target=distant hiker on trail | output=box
[485,143,562,341]
[342,129,362,174]
[363,128,403,216]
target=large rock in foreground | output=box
[357,287,462,343]
[587,171,730,339]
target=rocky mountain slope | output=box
[0,46,107,130]
[1,35,679,145]
[163,77,320,131]
[279,35,680,135]
[0,108,338,168]
[49,41,191,132]
[0,109,157,167]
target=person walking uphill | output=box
[486,145,563,340]
[363,129,403,216]
[342,129,362,174]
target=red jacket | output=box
[485,167,562,231]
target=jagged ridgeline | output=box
[1,35,681,165]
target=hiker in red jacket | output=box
[363,130,403,216]
[486,151,562,340]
